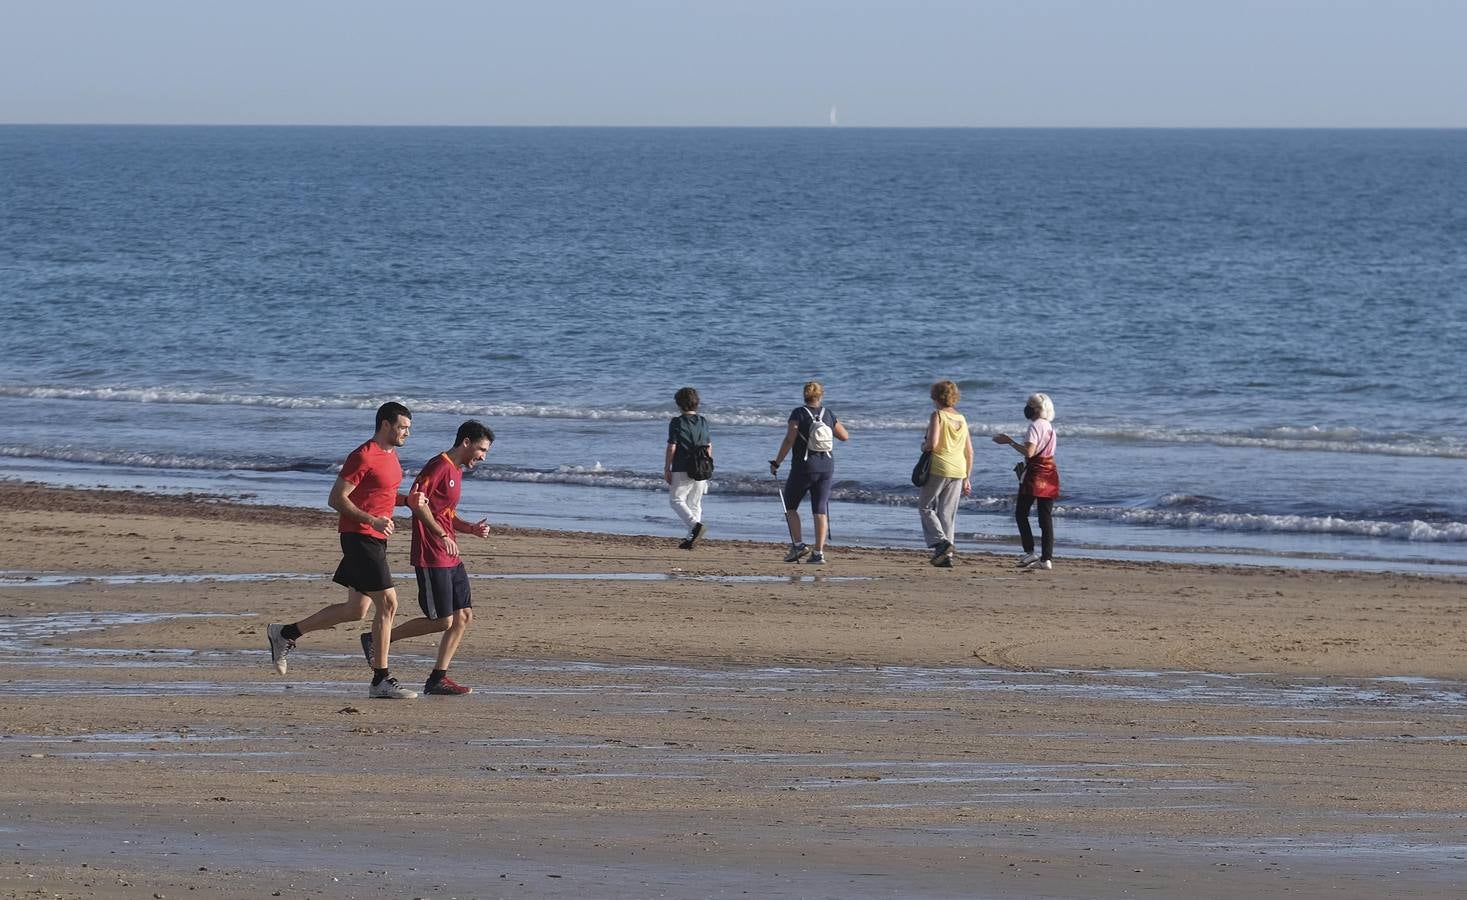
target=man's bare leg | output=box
[293,590,372,635]
[367,588,397,669]
[268,591,371,675]
[389,608,471,670]
[434,609,472,670]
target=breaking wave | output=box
[464,467,1467,543]
[0,445,336,474]
[3,441,1462,543]
[5,382,1465,458]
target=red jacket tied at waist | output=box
[1021,456,1059,499]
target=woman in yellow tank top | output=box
[919,380,973,567]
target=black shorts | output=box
[332,533,393,594]
[415,563,472,619]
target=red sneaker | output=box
[424,675,472,696]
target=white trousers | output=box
[669,472,707,531]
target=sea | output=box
[2,125,1464,575]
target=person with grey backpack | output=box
[768,380,850,564]
[664,386,714,549]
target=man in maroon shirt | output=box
[360,420,494,695]
[267,402,425,700]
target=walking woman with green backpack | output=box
[665,386,713,549]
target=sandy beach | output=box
[2,481,1464,898]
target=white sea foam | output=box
[4,439,1461,543]
[1055,505,1467,543]
[470,468,1467,542]
[0,445,334,473]
[1061,422,1467,459]
[6,382,1462,458]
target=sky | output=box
[1,0,1463,127]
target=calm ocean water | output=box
[2,125,1464,572]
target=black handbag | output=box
[911,450,932,487]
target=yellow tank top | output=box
[930,410,969,479]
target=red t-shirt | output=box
[337,440,404,539]
[410,452,463,568]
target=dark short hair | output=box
[376,401,411,430]
[674,387,700,412]
[456,419,495,446]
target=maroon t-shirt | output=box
[410,453,462,568]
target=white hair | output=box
[1027,392,1055,421]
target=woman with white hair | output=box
[993,393,1059,571]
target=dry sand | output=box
[1,482,1464,898]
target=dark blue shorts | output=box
[784,467,834,515]
[415,563,472,619]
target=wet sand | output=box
[1,482,1464,898]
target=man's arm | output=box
[408,476,460,558]
[454,516,491,538]
[328,476,393,536]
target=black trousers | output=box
[1015,494,1054,560]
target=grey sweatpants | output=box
[918,475,963,547]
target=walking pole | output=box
[770,459,793,548]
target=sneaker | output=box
[687,522,706,548]
[929,540,954,566]
[1016,552,1040,568]
[359,632,373,666]
[806,551,826,565]
[1022,558,1053,572]
[783,542,811,563]
[425,675,472,696]
[368,677,418,700]
[933,555,954,568]
[266,623,294,675]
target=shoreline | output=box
[5,476,1465,582]
[3,479,1464,676]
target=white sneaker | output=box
[266,623,294,675]
[1016,552,1039,568]
[369,677,418,700]
[1022,558,1053,572]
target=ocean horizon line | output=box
[4,122,1467,131]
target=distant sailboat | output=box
[828,105,839,126]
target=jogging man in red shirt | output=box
[267,401,425,700]
[359,420,494,695]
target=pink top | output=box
[1024,418,1057,458]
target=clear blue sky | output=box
[2,0,1463,127]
